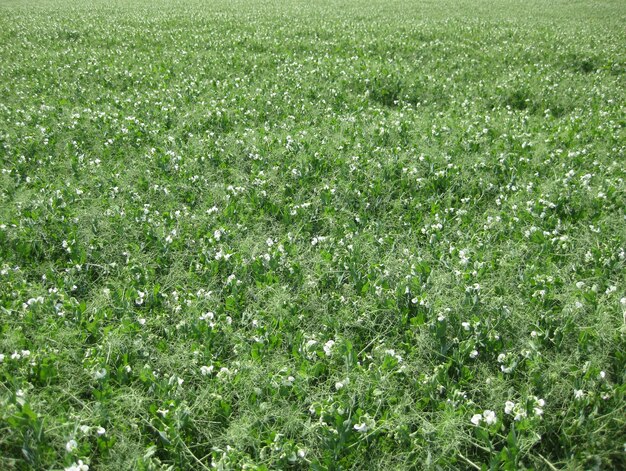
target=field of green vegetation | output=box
[0,0,625,469]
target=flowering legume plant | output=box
[1,0,625,469]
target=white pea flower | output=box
[65,460,89,471]
[217,367,230,379]
[483,410,497,425]
[504,401,515,415]
[93,369,107,380]
[65,439,78,452]
[470,414,482,425]
[353,422,369,433]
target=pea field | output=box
[0,0,625,469]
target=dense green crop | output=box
[1,0,625,469]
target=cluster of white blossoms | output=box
[503,397,545,421]
[65,461,89,471]
[323,339,335,356]
[471,410,497,426]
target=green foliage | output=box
[0,0,625,469]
